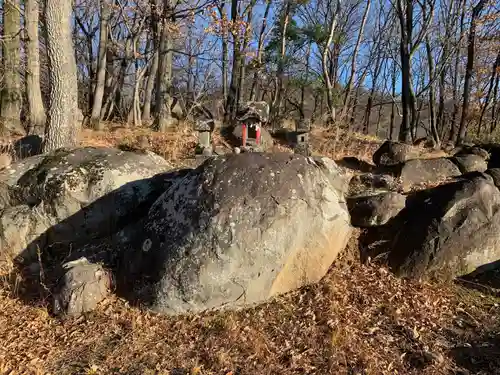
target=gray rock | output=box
[388,175,500,281]
[347,192,406,227]
[124,153,351,315]
[399,158,462,191]
[236,101,269,123]
[486,168,500,188]
[348,173,398,197]
[53,257,112,316]
[12,135,43,159]
[452,145,490,160]
[373,140,418,167]
[0,147,171,263]
[452,154,488,173]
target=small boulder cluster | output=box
[345,140,500,282]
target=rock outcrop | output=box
[399,158,461,191]
[388,175,500,281]
[121,153,351,315]
[0,147,171,264]
[348,192,406,227]
[373,140,417,167]
[452,154,488,174]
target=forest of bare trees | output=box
[0,0,499,149]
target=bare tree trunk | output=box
[249,0,272,101]
[143,0,160,122]
[1,0,24,135]
[143,50,159,121]
[449,0,467,142]
[341,0,370,121]
[322,0,341,124]
[491,75,500,134]
[457,0,486,145]
[271,0,291,124]
[396,0,412,143]
[300,41,312,119]
[436,0,454,139]
[478,51,500,134]
[424,0,439,146]
[25,0,47,136]
[154,0,175,131]
[426,35,439,145]
[216,3,229,104]
[363,55,382,134]
[224,0,241,124]
[390,61,397,140]
[43,0,79,151]
[237,0,256,104]
[90,0,111,130]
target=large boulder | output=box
[452,145,490,160]
[388,175,500,281]
[452,154,488,173]
[373,140,418,167]
[347,192,406,227]
[486,168,500,188]
[0,147,171,264]
[122,153,352,315]
[399,158,462,191]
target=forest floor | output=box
[1,124,499,375]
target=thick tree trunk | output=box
[1,0,24,135]
[25,0,47,136]
[43,0,79,151]
[90,0,111,130]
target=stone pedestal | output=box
[294,119,311,156]
[194,119,214,156]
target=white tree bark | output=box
[43,0,79,152]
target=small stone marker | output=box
[294,119,311,156]
[194,119,214,156]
